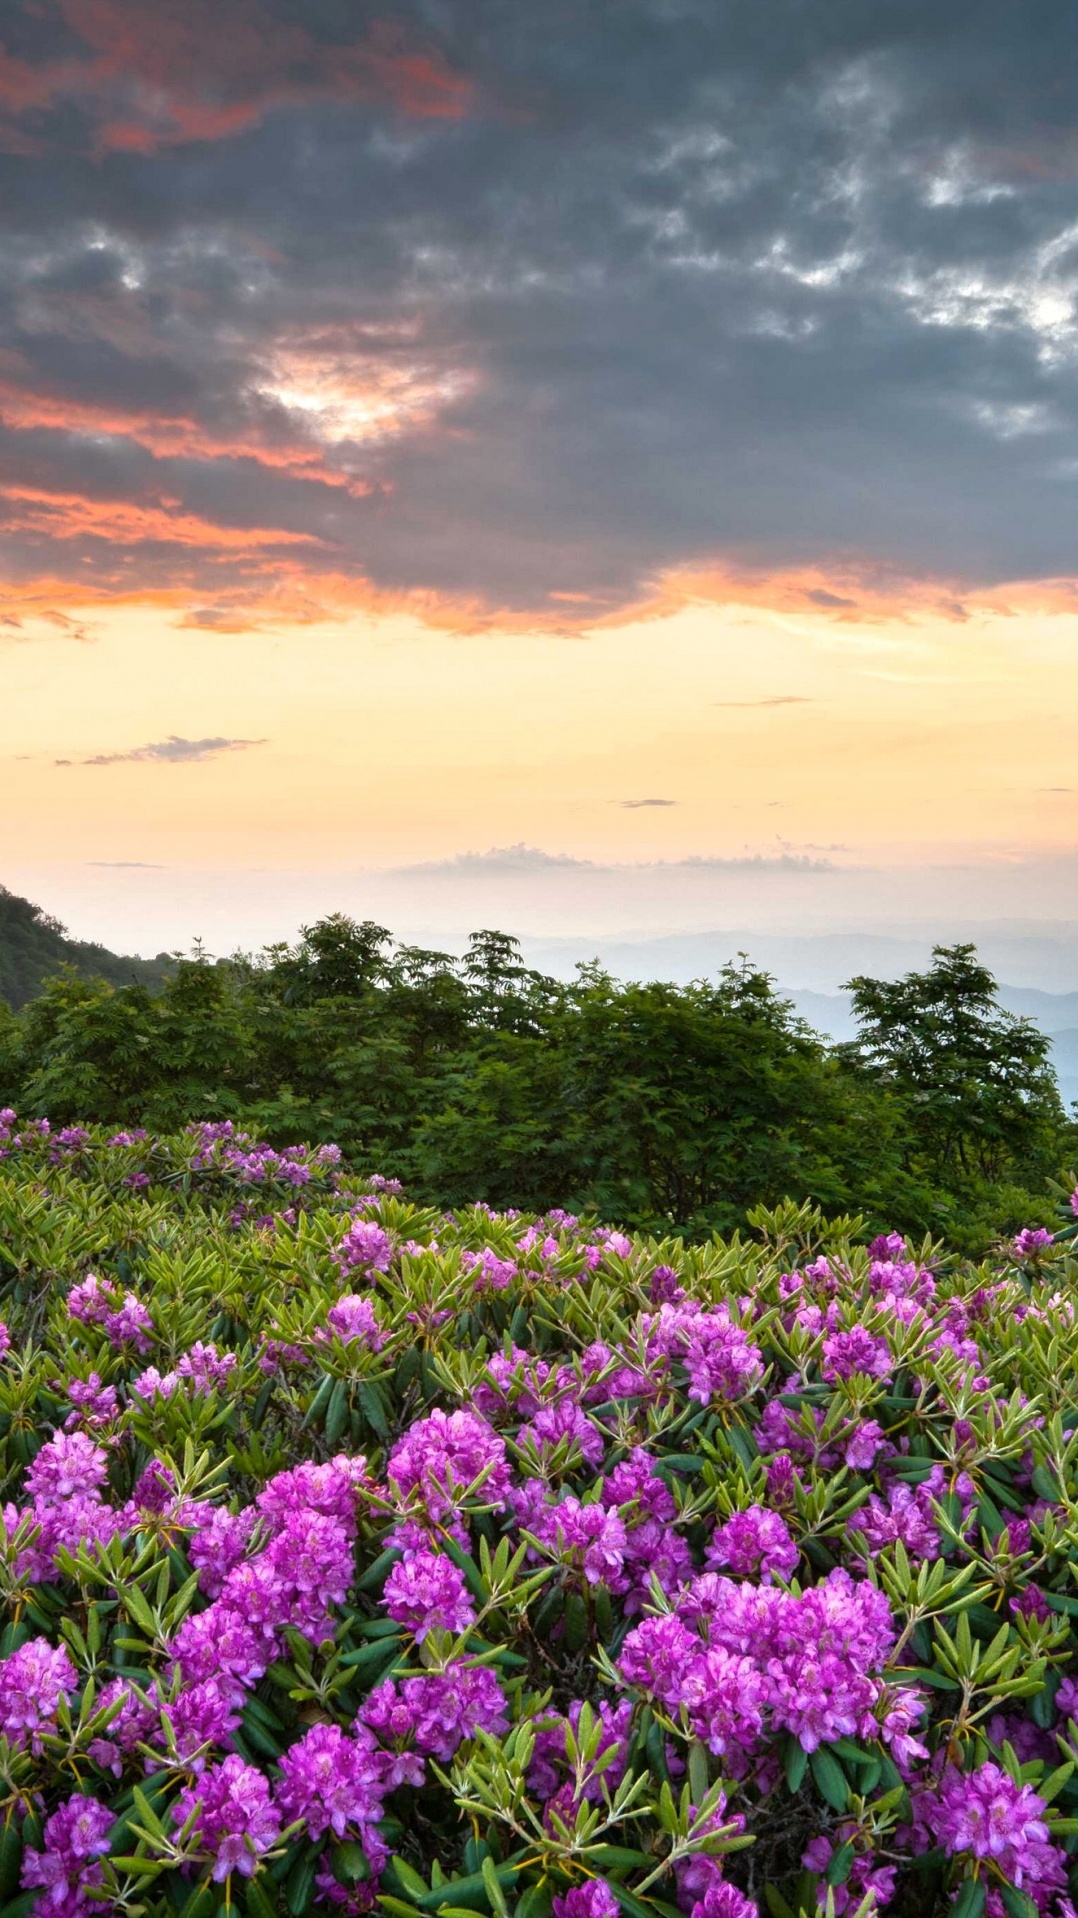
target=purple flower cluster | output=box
[334,1217,393,1274]
[68,1275,154,1353]
[689,1887,757,1918]
[515,1448,691,1605]
[1014,1226,1055,1258]
[188,1504,256,1596]
[388,1408,512,1535]
[21,1794,112,1915]
[620,1567,913,1771]
[186,1121,341,1190]
[0,1637,77,1752]
[384,1547,477,1640]
[86,1677,156,1775]
[820,1326,892,1382]
[133,1339,237,1400]
[357,1660,508,1769]
[276,1721,387,1866]
[324,1293,384,1347]
[459,1246,518,1291]
[706,1504,799,1582]
[63,1373,119,1433]
[553,1884,621,1918]
[644,1303,765,1405]
[173,1753,282,1880]
[918,1761,1067,1898]
[10,1431,125,1577]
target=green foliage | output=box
[842,944,1066,1186]
[0,920,1072,1252]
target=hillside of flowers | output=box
[1,1117,1078,1917]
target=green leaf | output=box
[179,1885,217,1918]
[515,1886,552,1918]
[784,1738,808,1794]
[565,1592,589,1653]
[339,1635,403,1673]
[825,1843,855,1888]
[286,1854,317,1917]
[355,1547,401,1593]
[325,1377,349,1445]
[0,1822,22,1903]
[241,1707,283,1758]
[762,1890,796,1918]
[903,1666,959,1691]
[357,1380,390,1439]
[688,1738,710,1807]
[610,1888,665,1918]
[462,1840,490,1878]
[130,1784,168,1842]
[809,1746,849,1813]
[976,1492,1006,1539]
[949,1881,987,1918]
[442,1534,489,1605]
[415,1866,522,1911]
[727,1425,759,1469]
[245,1877,280,1918]
[481,1858,509,1918]
[121,1583,157,1636]
[301,1374,334,1430]
[587,1847,654,1869]
[333,1844,371,1887]
[390,1860,430,1899]
[0,1894,43,1918]
[999,1889,1038,1918]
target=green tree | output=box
[460,930,561,1034]
[0,909,1068,1249]
[267,915,392,1006]
[842,943,1067,1186]
[551,960,889,1232]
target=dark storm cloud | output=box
[3,0,1078,622]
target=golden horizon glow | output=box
[3,582,1078,878]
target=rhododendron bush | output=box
[0,1117,1077,1916]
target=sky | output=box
[3,0,1078,973]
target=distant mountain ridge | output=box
[0,886,173,1011]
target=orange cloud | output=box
[0,2,476,155]
[7,534,1078,647]
[0,483,320,549]
[0,378,374,495]
[591,558,994,630]
[158,556,1064,638]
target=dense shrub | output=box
[0,1114,1077,1915]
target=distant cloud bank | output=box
[56,736,266,767]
